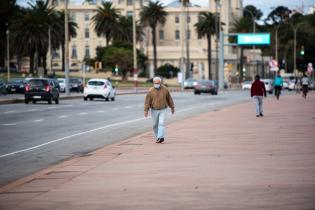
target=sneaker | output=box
[256,115,259,117]
[156,138,161,143]
[159,138,164,143]
[260,113,264,117]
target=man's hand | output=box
[144,111,148,117]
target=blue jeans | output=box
[253,96,263,115]
[151,108,167,139]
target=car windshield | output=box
[70,78,81,83]
[30,79,48,86]
[199,80,212,85]
[9,79,22,84]
[88,81,105,86]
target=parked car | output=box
[194,80,218,95]
[0,80,7,95]
[261,79,274,94]
[184,78,197,89]
[6,78,27,94]
[242,81,252,90]
[83,79,116,101]
[282,79,289,90]
[24,78,59,104]
[288,80,296,91]
[47,78,61,92]
[57,78,66,92]
[69,78,84,92]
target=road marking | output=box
[0,117,146,158]
[3,110,15,114]
[28,109,38,112]
[97,110,105,113]
[125,106,132,109]
[2,123,17,126]
[79,112,88,115]
[34,119,44,122]
[112,108,119,111]
[58,115,68,119]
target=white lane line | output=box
[79,112,88,115]
[112,108,119,111]
[0,117,146,158]
[48,106,56,109]
[3,111,15,114]
[34,119,44,122]
[63,105,73,107]
[97,110,105,113]
[125,106,132,109]
[2,123,17,126]
[137,104,142,107]
[28,109,38,112]
[58,115,68,119]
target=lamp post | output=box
[180,0,185,91]
[48,26,52,75]
[132,0,138,90]
[64,0,70,96]
[292,25,299,73]
[6,29,10,81]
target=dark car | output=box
[6,78,27,94]
[24,78,59,104]
[69,78,84,92]
[194,80,218,95]
[0,80,7,95]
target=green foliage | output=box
[156,64,179,79]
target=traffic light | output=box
[300,45,305,55]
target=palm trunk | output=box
[29,51,34,74]
[62,44,65,72]
[152,26,157,74]
[239,47,244,83]
[207,34,212,80]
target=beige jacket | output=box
[144,85,175,112]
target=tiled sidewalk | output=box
[0,92,314,210]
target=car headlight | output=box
[193,82,197,86]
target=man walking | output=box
[274,71,283,100]
[251,75,267,117]
[144,77,175,143]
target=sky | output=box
[17,0,315,16]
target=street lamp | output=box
[291,25,300,73]
[132,0,138,91]
[64,0,70,96]
[6,29,10,81]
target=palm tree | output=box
[92,1,120,46]
[140,1,167,74]
[230,17,252,82]
[194,12,216,80]
[114,16,142,43]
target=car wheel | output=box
[48,96,52,104]
[194,91,200,95]
[105,97,109,101]
[111,97,115,101]
[25,99,29,104]
[32,100,36,104]
[84,97,87,101]
[55,98,59,104]
[89,97,93,101]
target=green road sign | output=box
[237,33,270,45]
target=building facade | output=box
[52,0,243,80]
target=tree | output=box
[140,1,167,74]
[230,17,252,82]
[92,1,120,46]
[265,6,291,25]
[194,12,217,80]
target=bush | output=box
[156,64,180,79]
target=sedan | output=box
[242,81,252,90]
[194,80,218,95]
[0,80,7,95]
[24,78,59,104]
[6,78,26,94]
[184,78,197,89]
[84,79,116,101]
[69,78,84,92]
[57,78,66,92]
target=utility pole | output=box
[185,3,190,78]
[64,0,70,95]
[6,28,10,81]
[180,0,185,90]
[48,26,52,75]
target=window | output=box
[70,12,76,21]
[127,11,133,17]
[84,46,90,59]
[71,46,78,59]
[187,16,191,23]
[159,30,164,40]
[187,30,191,40]
[84,12,89,21]
[175,30,180,40]
[85,28,89,38]
[127,0,133,5]
[175,16,179,23]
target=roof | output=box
[166,0,201,8]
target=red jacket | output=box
[251,80,266,97]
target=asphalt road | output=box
[0,90,250,186]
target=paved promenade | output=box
[0,92,314,210]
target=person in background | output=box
[274,71,283,100]
[251,75,267,117]
[144,77,175,143]
[301,73,310,99]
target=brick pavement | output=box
[0,92,314,210]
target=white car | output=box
[261,79,274,94]
[57,78,66,92]
[84,79,116,101]
[242,81,252,90]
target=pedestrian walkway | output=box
[0,93,314,210]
